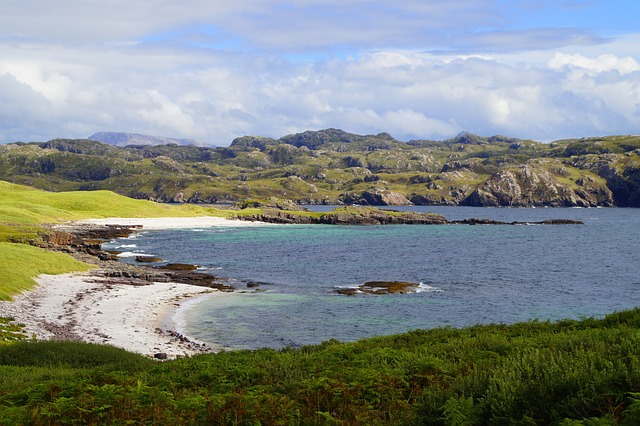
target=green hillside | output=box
[2,130,639,207]
[0,180,231,226]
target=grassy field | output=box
[0,180,232,226]
[0,243,94,301]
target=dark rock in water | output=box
[246,281,260,288]
[136,256,163,263]
[451,218,584,226]
[541,219,584,225]
[336,281,420,295]
[453,218,506,225]
[154,353,168,360]
[159,263,198,271]
[97,252,119,261]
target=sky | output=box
[1,1,640,145]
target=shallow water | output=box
[104,207,640,350]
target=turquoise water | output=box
[104,207,640,350]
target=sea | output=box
[103,206,640,351]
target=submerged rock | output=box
[136,256,163,263]
[159,263,198,271]
[336,281,421,295]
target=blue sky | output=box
[1,0,639,145]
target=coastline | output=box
[0,216,270,359]
[75,216,273,229]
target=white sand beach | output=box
[76,215,270,229]
[0,273,221,358]
[0,216,269,358]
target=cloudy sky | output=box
[1,1,639,145]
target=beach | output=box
[77,216,271,230]
[0,216,266,359]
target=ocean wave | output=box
[416,282,443,293]
[117,251,153,258]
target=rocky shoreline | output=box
[234,206,584,226]
[15,222,248,358]
[42,223,238,292]
[44,209,583,298]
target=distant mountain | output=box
[88,132,206,147]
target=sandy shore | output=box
[1,216,269,358]
[76,215,271,230]
[0,272,224,358]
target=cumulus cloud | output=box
[0,1,639,144]
[548,53,640,74]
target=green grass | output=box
[0,318,25,343]
[0,243,94,300]
[0,180,229,225]
[1,310,640,424]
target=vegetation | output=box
[0,180,231,227]
[0,310,640,424]
[1,129,639,207]
[0,243,93,300]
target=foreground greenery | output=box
[0,310,639,424]
[2,129,639,206]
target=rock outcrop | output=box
[44,223,235,291]
[462,165,614,207]
[341,189,412,206]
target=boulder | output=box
[136,256,163,263]
[343,189,412,206]
[159,263,198,271]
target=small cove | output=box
[103,207,640,350]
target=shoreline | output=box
[1,216,270,359]
[0,272,221,358]
[75,216,274,229]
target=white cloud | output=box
[1,1,639,144]
[548,53,640,75]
